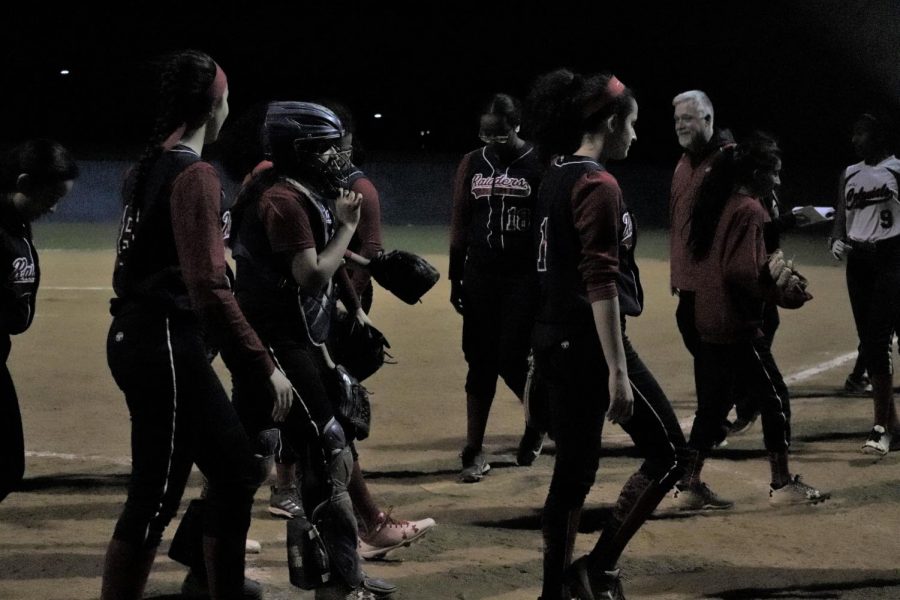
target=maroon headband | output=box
[162,62,229,150]
[581,75,626,120]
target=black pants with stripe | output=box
[107,306,258,549]
[689,338,791,453]
[0,334,24,503]
[231,317,364,587]
[535,324,686,598]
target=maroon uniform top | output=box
[449,143,543,281]
[113,147,274,379]
[345,172,383,296]
[534,155,641,345]
[669,130,734,291]
[232,178,360,328]
[693,192,775,344]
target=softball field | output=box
[1,227,898,600]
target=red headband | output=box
[208,63,227,103]
[581,75,626,120]
[162,62,229,150]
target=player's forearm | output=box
[591,296,627,377]
[293,223,357,293]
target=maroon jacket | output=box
[693,192,776,344]
[669,130,734,291]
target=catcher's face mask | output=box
[294,140,354,193]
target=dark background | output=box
[3,1,899,226]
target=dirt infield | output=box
[2,239,900,599]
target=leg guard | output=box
[310,418,364,589]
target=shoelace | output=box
[374,507,415,532]
[867,428,887,442]
[788,475,821,497]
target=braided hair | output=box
[525,68,635,162]
[124,50,219,208]
[688,131,781,260]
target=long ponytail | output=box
[125,50,218,209]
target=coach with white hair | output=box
[669,90,735,356]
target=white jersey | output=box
[844,155,900,243]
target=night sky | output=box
[3,0,900,172]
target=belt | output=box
[848,236,900,252]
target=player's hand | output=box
[450,279,465,315]
[355,307,373,328]
[334,299,348,321]
[334,188,362,229]
[671,286,680,297]
[606,369,633,425]
[831,238,851,260]
[268,368,294,422]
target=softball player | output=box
[325,102,436,560]
[830,112,900,455]
[678,132,824,508]
[0,139,77,503]
[449,93,545,482]
[221,103,434,565]
[229,101,383,599]
[526,69,687,600]
[101,50,293,600]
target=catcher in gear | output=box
[228,101,392,598]
[681,132,826,509]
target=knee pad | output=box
[321,417,347,456]
[253,428,281,486]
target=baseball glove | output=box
[368,250,440,305]
[329,320,390,382]
[767,249,813,309]
[331,364,372,441]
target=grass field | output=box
[2,223,899,600]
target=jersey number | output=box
[880,209,894,229]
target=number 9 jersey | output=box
[843,155,900,243]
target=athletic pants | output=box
[231,317,364,588]
[0,334,23,503]
[462,260,537,399]
[846,238,900,376]
[536,325,686,598]
[107,305,258,549]
[731,303,789,421]
[689,338,791,453]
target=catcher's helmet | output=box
[263,101,353,192]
